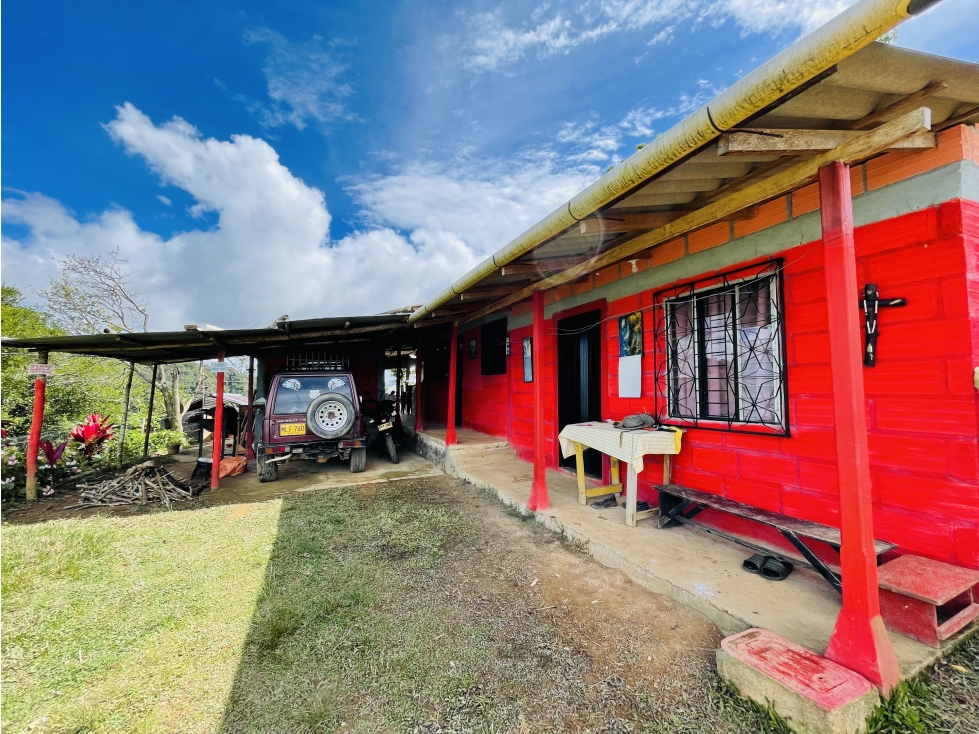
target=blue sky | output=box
[3,0,977,330]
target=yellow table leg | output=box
[575,442,586,505]
[610,457,620,487]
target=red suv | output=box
[253,371,367,482]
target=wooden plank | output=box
[575,442,587,505]
[659,483,896,554]
[579,212,679,235]
[464,107,932,324]
[848,80,948,131]
[718,128,934,155]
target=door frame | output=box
[550,298,608,473]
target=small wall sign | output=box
[618,311,643,356]
[28,363,55,376]
[522,337,533,382]
[469,339,477,359]
[211,362,228,373]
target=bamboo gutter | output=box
[407,0,943,324]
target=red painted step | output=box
[877,555,979,648]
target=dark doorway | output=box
[455,334,463,427]
[557,309,603,476]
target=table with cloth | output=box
[558,422,682,526]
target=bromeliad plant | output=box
[70,414,115,458]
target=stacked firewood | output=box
[69,461,203,510]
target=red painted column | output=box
[211,350,225,490]
[819,161,901,692]
[528,289,549,511]
[245,356,255,461]
[446,324,459,445]
[414,334,424,433]
[25,352,49,502]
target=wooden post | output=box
[143,364,158,459]
[446,324,459,445]
[819,161,901,692]
[211,351,225,490]
[414,335,424,433]
[575,442,586,505]
[25,351,49,502]
[527,289,549,511]
[245,357,255,461]
[118,361,135,466]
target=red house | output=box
[409,33,979,687]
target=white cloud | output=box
[459,0,859,71]
[157,195,172,206]
[243,28,356,130]
[2,104,596,330]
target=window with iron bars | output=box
[656,263,788,434]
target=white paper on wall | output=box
[618,354,642,398]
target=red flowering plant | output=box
[71,414,115,459]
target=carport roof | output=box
[1,313,414,364]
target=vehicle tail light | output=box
[264,446,288,454]
[339,439,362,448]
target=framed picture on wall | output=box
[618,311,643,356]
[469,339,477,359]
[522,337,533,382]
[505,335,511,356]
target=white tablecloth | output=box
[558,421,681,475]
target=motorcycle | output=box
[365,396,404,464]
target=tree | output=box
[1,286,134,435]
[38,251,195,432]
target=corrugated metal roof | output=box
[1,313,414,364]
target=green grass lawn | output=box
[3,474,977,733]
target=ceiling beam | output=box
[464,107,931,324]
[848,80,948,131]
[718,128,934,156]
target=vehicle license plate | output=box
[279,423,306,436]
[378,421,393,431]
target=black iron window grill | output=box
[285,352,350,371]
[653,260,788,435]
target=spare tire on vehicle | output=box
[306,393,356,439]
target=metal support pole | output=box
[414,334,424,433]
[143,364,158,459]
[25,351,49,501]
[528,289,549,511]
[819,161,901,693]
[245,357,255,461]
[446,324,459,445]
[395,346,402,416]
[119,361,135,466]
[211,351,225,489]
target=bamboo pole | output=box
[118,361,135,466]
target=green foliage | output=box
[149,428,188,452]
[2,286,139,437]
[868,679,934,733]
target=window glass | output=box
[480,318,508,375]
[272,375,353,415]
[665,273,783,428]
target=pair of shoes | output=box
[591,495,618,509]
[742,553,793,581]
[635,501,651,512]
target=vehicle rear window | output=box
[272,375,353,415]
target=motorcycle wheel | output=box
[385,433,400,464]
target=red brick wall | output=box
[460,326,509,438]
[490,198,979,567]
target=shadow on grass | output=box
[216,476,489,733]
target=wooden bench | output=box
[656,484,897,596]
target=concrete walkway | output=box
[410,427,945,678]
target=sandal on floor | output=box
[635,501,650,512]
[742,554,767,574]
[760,557,794,581]
[591,495,618,509]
